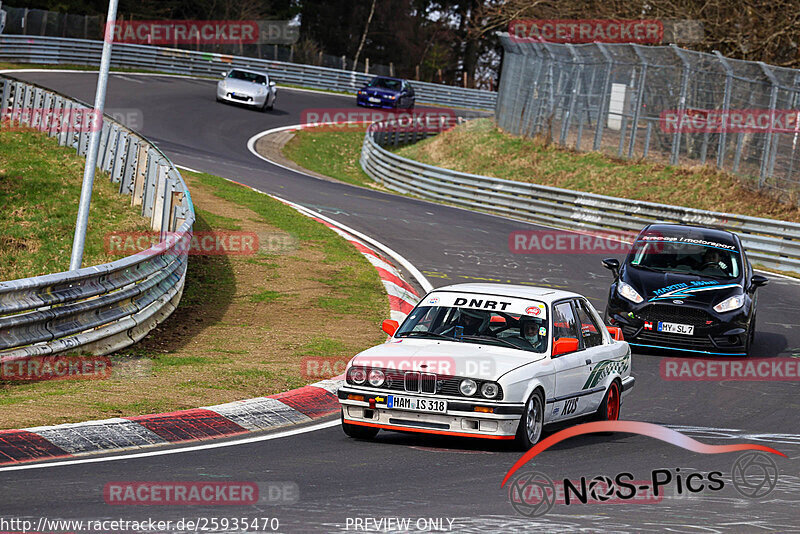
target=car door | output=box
[573,298,617,415]
[549,300,589,421]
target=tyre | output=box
[515,390,544,450]
[594,380,621,421]
[341,410,379,440]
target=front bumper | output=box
[217,86,268,107]
[338,386,523,439]
[606,295,751,355]
[356,95,399,109]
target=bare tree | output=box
[353,0,377,71]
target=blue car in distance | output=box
[356,76,415,109]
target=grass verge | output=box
[281,129,375,188]
[396,118,800,222]
[0,132,389,429]
[0,128,150,280]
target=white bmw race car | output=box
[338,283,634,449]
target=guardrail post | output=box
[593,43,614,151]
[151,165,168,230]
[59,100,72,147]
[0,79,10,127]
[142,151,159,217]
[78,107,90,155]
[670,44,691,166]
[41,91,53,133]
[121,137,138,195]
[49,95,62,137]
[131,144,148,206]
[757,61,779,188]
[31,87,43,129]
[629,46,649,159]
[111,130,127,182]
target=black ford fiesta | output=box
[602,223,768,356]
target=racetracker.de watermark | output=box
[104,481,298,505]
[106,20,298,45]
[509,19,664,44]
[300,108,458,133]
[2,107,143,132]
[661,357,800,381]
[307,356,495,380]
[104,231,269,256]
[1,356,111,381]
[660,109,800,133]
[509,229,636,254]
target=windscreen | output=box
[368,77,402,90]
[629,236,740,279]
[395,293,549,353]
[228,70,268,85]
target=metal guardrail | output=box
[0,35,497,111]
[0,75,195,361]
[361,119,800,275]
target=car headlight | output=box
[713,294,745,313]
[368,369,385,387]
[388,95,397,99]
[358,90,365,95]
[349,367,367,385]
[480,382,500,399]
[618,281,644,304]
[459,378,477,396]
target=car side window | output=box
[575,299,603,348]
[552,302,579,345]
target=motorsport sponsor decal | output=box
[428,293,547,319]
[649,280,741,301]
[637,235,738,251]
[501,421,785,489]
[581,350,631,389]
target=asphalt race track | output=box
[3,72,800,533]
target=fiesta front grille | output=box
[640,304,714,326]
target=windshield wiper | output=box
[398,331,455,340]
[461,335,521,350]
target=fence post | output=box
[670,44,691,166]
[757,61,779,188]
[593,43,614,151]
[712,52,733,170]
[560,44,583,146]
[628,45,649,159]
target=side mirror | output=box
[381,319,399,336]
[220,72,227,77]
[606,326,624,341]
[602,258,620,278]
[552,337,579,357]
[269,81,276,87]
[751,274,768,288]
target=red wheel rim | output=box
[607,383,620,421]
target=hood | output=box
[623,266,742,306]
[349,339,545,381]
[220,79,266,94]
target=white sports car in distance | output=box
[338,283,634,449]
[216,68,277,111]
